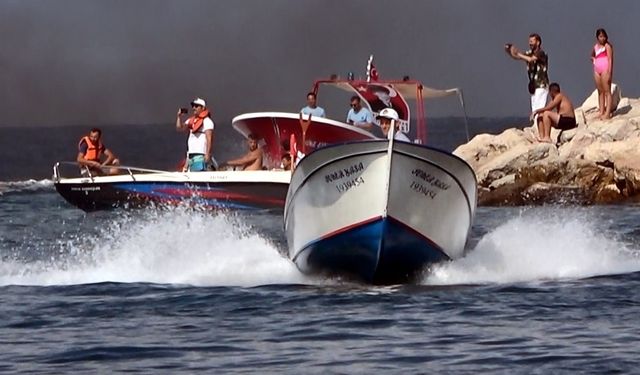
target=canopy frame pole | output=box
[417,85,426,144]
[457,89,470,142]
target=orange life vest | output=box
[79,136,104,162]
[185,109,210,133]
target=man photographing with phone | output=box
[505,33,550,125]
[175,97,217,171]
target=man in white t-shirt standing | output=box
[300,92,326,118]
[176,97,216,171]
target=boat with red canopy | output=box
[281,58,475,283]
[232,59,469,168]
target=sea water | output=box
[1,122,640,372]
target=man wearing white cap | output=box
[176,97,217,171]
[377,108,410,142]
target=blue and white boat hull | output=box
[53,165,291,211]
[284,140,477,284]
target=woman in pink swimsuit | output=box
[591,28,614,119]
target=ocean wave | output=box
[424,208,640,285]
[0,179,54,195]
[0,208,309,287]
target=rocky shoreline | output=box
[454,87,640,205]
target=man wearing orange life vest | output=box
[77,128,120,176]
[175,97,216,171]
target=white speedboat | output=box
[53,163,290,211]
[284,62,476,283]
[284,138,476,284]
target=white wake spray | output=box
[425,209,640,285]
[0,208,307,287]
[2,205,638,288]
[0,179,53,195]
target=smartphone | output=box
[179,108,188,114]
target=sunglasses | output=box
[350,103,358,107]
[192,105,202,109]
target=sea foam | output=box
[424,209,640,285]
[0,179,53,195]
[0,209,307,287]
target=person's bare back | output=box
[554,93,575,117]
[225,135,264,171]
[534,83,577,142]
[243,148,263,171]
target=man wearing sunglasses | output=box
[346,96,374,131]
[176,97,217,171]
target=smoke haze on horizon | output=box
[1,0,639,127]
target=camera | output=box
[179,108,188,114]
[504,43,513,51]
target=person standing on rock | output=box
[505,33,550,124]
[532,83,577,143]
[591,28,614,120]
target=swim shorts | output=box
[557,116,577,131]
[187,154,206,172]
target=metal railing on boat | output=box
[53,162,171,183]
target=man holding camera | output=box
[176,97,216,171]
[505,33,549,123]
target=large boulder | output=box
[455,89,640,205]
[579,83,622,114]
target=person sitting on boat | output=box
[281,153,292,171]
[223,134,264,171]
[77,128,120,176]
[281,137,305,168]
[300,92,325,118]
[346,96,374,131]
[378,108,411,142]
[176,97,217,171]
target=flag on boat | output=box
[367,55,379,82]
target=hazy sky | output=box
[1,0,639,127]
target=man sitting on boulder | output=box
[532,82,577,143]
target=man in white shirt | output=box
[377,108,410,142]
[300,92,326,117]
[175,97,216,171]
[346,96,374,131]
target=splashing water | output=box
[0,209,307,287]
[2,204,639,288]
[0,179,53,195]
[425,209,640,285]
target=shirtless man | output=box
[281,153,292,171]
[532,82,577,143]
[224,134,263,171]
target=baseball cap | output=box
[191,97,206,107]
[376,108,399,121]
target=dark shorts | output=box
[557,116,577,131]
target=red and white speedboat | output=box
[233,76,469,167]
